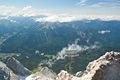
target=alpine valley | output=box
[0,16,120,75]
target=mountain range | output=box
[0,16,120,74]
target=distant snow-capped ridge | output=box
[0,5,120,23]
[35,15,120,22]
[0,14,120,23]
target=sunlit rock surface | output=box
[57,51,120,80]
[26,67,56,80]
[1,51,119,80]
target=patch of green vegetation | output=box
[0,53,19,59]
[13,52,55,71]
[32,67,43,73]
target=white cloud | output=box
[35,15,79,22]
[0,5,18,16]
[17,6,37,16]
[35,15,120,22]
[0,5,50,17]
[57,39,100,60]
[76,0,87,6]
[76,0,120,8]
[91,1,120,8]
[22,6,32,11]
[0,5,120,22]
[98,30,111,34]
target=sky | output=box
[0,0,120,20]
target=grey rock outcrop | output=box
[56,51,120,80]
[3,57,32,76]
[84,51,120,80]
[0,57,32,80]
[0,61,19,80]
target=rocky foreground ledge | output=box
[56,51,120,80]
[26,51,120,80]
[0,51,120,80]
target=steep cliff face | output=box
[3,57,32,76]
[81,51,120,80]
[0,57,32,80]
[0,61,19,80]
[56,51,120,80]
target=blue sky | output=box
[0,0,120,20]
[0,0,78,8]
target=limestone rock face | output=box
[0,57,32,80]
[4,57,32,76]
[84,51,120,80]
[26,67,56,80]
[0,61,19,80]
[56,70,73,80]
[56,51,120,80]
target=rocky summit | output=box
[0,51,120,80]
[56,51,120,80]
[81,51,120,80]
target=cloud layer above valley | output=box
[57,39,100,60]
[0,5,120,22]
[0,5,50,17]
